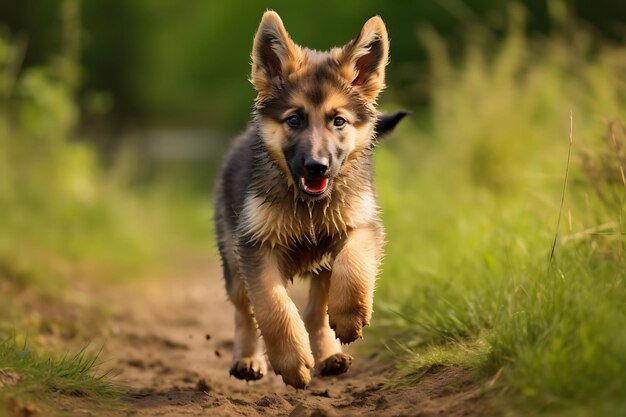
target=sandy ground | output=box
[45,259,491,417]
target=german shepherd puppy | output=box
[214,11,405,389]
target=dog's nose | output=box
[304,157,329,177]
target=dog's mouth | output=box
[300,177,330,196]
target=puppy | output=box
[214,11,404,389]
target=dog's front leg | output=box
[328,226,383,344]
[241,246,314,389]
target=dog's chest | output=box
[239,191,377,248]
[280,235,338,276]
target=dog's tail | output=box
[374,111,410,141]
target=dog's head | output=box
[251,11,399,200]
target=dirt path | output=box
[69,259,489,417]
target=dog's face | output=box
[250,11,389,200]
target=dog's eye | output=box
[333,116,347,127]
[286,115,303,128]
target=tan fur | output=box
[240,188,378,249]
[302,271,342,367]
[257,120,296,189]
[229,279,267,378]
[244,248,314,389]
[328,226,383,342]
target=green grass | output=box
[0,335,121,416]
[486,252,626,415]
[0,336,119,398]
[372,5,626,416]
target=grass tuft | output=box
[0,335,121,406]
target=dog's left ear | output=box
[340,16,389,102]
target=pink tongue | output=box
[304,178,328,193]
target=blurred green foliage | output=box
[0,29,103,289]
[0,27,212,295]
[2,0,626,130]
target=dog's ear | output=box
[340,16,389,102]
[374,111,409,139]
[251,11,302,96]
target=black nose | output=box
[304,157,329,177]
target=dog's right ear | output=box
[251,11,302,96]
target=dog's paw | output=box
[328,310,368,344]
[270,349,314,389]
[318,352,353,376]
[229,356,266,381]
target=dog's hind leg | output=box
[303,270,352,376]
[227,273,267,381]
